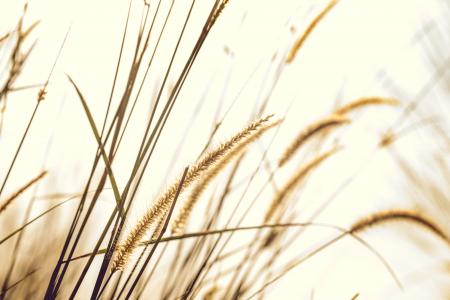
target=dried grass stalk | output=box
[335,97,399,115]
[112,115,274,271]
[172,119,282,234]
[285,0,338,63]
[265,146,340,222]
[350,209,449,244]
[0,170,47,214]
[278,114,348,167]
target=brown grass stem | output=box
[278,115,348,167]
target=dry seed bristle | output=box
[0,171,47,214]
[19,20,40,40]
[37,88,47,102]
[0,32,11,45]
[151,218,165,240]
[335,97,399,115]
[350,209,449,244]
[379,130,395,148]
[285,0,338,64]
[265,146,340,222]
[112,115,274,271]
[172,119,282,235]
[278,114,348,167]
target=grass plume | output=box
[172,118,282,234]
[335,97,399,115]
[266,146,340,222]
[350,209,450,244]
[285,0,338,63]
[278,114,348,167]
[112,115,275,271]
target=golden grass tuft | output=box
[0,170,47,214]
[172,119,282,235]
[285,0,338,64]
[278,114,348,167]
[265,146,340,222]
[112,115,275,271]
[335,97,399,115]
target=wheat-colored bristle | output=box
[278,114,348,167]
[151,218,165,241]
